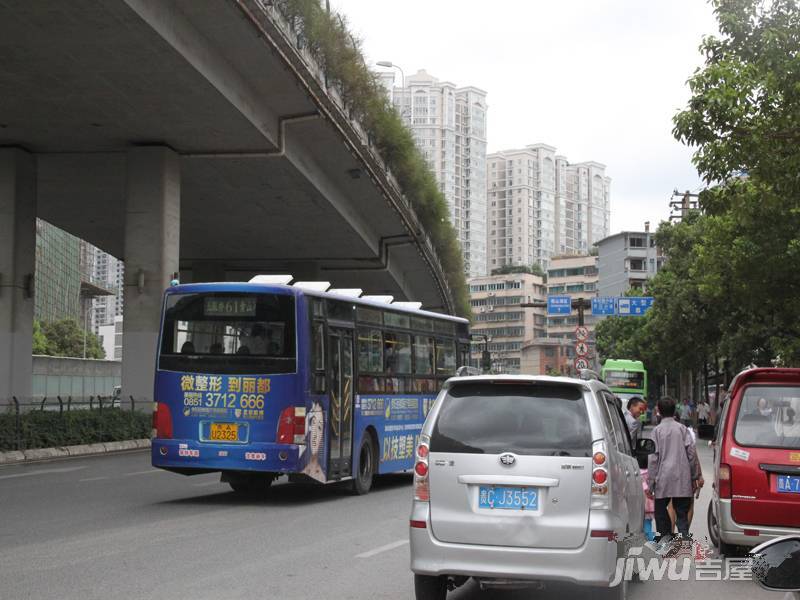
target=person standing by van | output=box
[647,397,700,541]
[625,397,646,445]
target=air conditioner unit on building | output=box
[479,307,486,313]
[488,292,495,297]
[488,306,495,312]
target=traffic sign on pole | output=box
[592,297,617,316]
[575,341,589,356]
[547,296,571,315]
[574,357,590,371]
[575,326,589,341]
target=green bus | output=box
[600,359,647,403]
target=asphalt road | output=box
[0,442,782,600]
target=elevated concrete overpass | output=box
[0,0,454,400]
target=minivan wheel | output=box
[707,502,737,556]
[599,579,627,600]
[414,574,447,600]
[350,435,376,495]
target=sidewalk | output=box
[0,439,150,465]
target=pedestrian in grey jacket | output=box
[647,397,700,540]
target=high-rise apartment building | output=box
[487,145,611,270]
[386,69,488,277]
[468,273,547,373]
[91,249,124,333]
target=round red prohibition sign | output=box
[574,357,590,371]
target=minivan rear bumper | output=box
[410,503,622,586]
[718,498,800,547]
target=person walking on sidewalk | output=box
[646,397,700,541]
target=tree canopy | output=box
[34,319,105,359]
[668,0,800,367]
[598,0,800,380]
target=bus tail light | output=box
[591,440,609,508]
[277,406,306,445]
[152,402,173,439]
[414,437,430,502]
[718,463,732,499]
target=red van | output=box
[708,368,800,554]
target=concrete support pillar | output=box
[121,147,180,402]
[0,149,36,401]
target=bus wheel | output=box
[225,473,272,496]
[351,435,376,495]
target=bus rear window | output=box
[159,293,296,375]
[430,383,592,456]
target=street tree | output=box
[672,0,800,366]
[39,319,105,359]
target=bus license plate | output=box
[479,486,538,510]
[209,423,239,442]
[777,475,800,494]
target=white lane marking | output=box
[355,539,409,558]
[123,469,166,477]
[0,466,86,480]
[79,476,109,482]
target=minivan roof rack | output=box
[579,369,602,382]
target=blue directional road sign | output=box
[618,296,654,316]
[547,296,572,315]
[591,297,617,316]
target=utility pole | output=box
[669,189,700,222]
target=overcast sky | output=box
[331,0,719,234]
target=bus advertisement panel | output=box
[151,281,469,495]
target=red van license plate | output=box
[777,475,800,493]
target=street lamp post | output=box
[375,60,408,118]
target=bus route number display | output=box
[204,297,256,317]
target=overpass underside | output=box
[0,0,453,399]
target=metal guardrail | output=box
[2,396,151,452]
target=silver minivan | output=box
[409,375,653,599]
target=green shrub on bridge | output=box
[275,0,471,318]
[0,408,151,452]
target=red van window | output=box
[734,387,800,449]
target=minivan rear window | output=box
[430,382,592,456]
[734,386,800,449]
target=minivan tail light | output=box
[718,463,732,499]
[277,406,306,445]
[153,402,172,439]
[591,440,609,509]
[414,436,430,502]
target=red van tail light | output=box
[591,440,610,508]
[718,463,732,499]
[414,437,430,502]
[277,406,306,444]
[152,402,173,439]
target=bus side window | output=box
[311,320,326,393]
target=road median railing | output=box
[1,396,151,453]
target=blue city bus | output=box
[151,276,470,494]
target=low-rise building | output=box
[520,338,573,376]
[596,224,664,297]
[468,273,547,373]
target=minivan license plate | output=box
[777,475,800,494]
[478,486,538,510]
